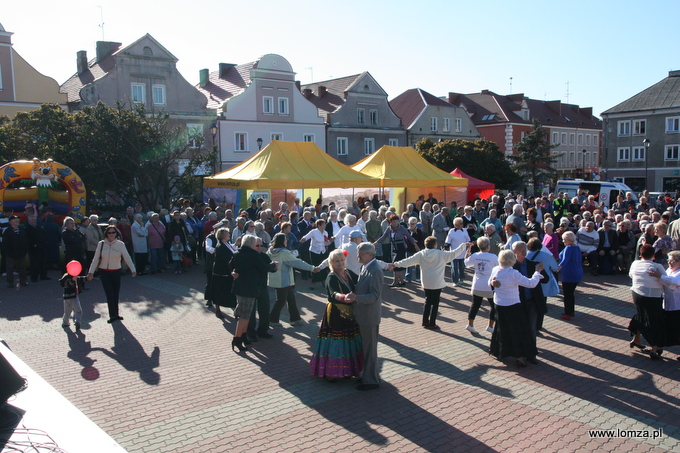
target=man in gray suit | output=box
[432,207,451,249]
[347,242,384,391]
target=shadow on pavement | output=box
[92,322,161,385]
[531,329,680,442]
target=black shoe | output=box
[527,357,538,365]
[258,332,274,339]
[107,316,123,324]
[356,383,380,391]
[231,337,246,352]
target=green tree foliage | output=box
[416,138,521,190]
[0,103,216,208]
[508,119,559,195]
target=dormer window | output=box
[143,46,153,56]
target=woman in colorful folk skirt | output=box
[310,249,363,382]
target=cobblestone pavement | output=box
[1,264,678,452]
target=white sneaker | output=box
[466,325,478,334]
[485,326,495,333]
[450,283,457,287]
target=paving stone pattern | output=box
[1,265,678,452]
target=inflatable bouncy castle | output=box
[0,158,86,221]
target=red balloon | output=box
[66,260,82,277]
[342,250,350,257]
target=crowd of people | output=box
[5,187,680,388]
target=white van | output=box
[554,179,637,209]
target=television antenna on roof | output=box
[97,6,105,41]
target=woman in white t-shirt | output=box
[464,237,499,334]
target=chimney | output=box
[219,63,236,78]
[96,41,121,62]
[199,69,209,87]
[481,89,490,95]
[77,50,88,74]
[669,70,680,78]
[295,80,301,90]
[318,86,327,98]
[303,88,312,99]
[580,107,592,118]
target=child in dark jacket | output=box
[60,273,85,330]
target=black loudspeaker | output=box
[0,350,26,404]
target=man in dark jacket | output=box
[512,241,549,364]
[2,215,29,287]
[246,241,277,343]
[597,220,619,275]
[229,235,277,351]
[26,215,50,282]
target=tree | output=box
[508,119,559,195]
[0,103,216,209]
[416,138,522,190]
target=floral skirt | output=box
[310,302,363,379]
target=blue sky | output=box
[2,0,678,116]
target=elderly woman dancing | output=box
[628,244,667,360]
[310,249,364,382]
[488,250,544,368]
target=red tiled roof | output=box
[390,88,454,129]
[448,91,601,129]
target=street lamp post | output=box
[210,124,218,174]
[257,138,263,150]
[582,149,586,180]
[643,139,650,191]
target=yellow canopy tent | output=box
[204,141,378,189]
[351,146,468,211]
[351,146,468,188]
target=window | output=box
[271,133,282,141]
[552,132,559,144]
[443,118,451,132]
[303,134,315,143]
[577,134,583,146]
[389,138,399,146]
[278,97,289,115]
[369,110,378,125]
[561,133,567,144]
[617,147,630,161]
[431,117,438,132]
[131,83,145,103]
[187,124,203,149]
[633,119,646,135]
[593,152,598,165]
[618,121,631,136]
[586,134,591,146]
[569,152,575,164]
[364,138,375,155]
[235,133,248,152]
[455,118,462,133]
[569,133,575,145]
[667,117,680,133]
[263,96,274,114]
[481,114,495,121]
[666,145,680,160]
[593,135,598,146]
[152,84,165,105]
[632,146,645,161]
[337,137,348,155]
[357,109,365,125]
